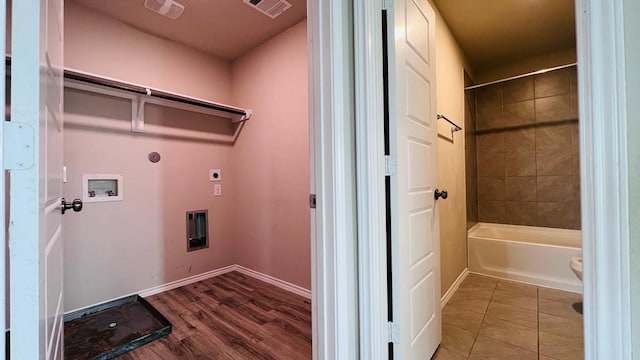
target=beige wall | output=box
[431,2,471,295]
[475,48,577,85]
[624,0,640,357]
[63,4,310,310]
[230,20,310,289]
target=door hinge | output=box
[388,321,399,344]
[3,122,35,170]
[385,155,397,176]
[309,194,317,209]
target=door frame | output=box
[353,0,387,358]
[575,0,632,359]
[353,0,633,360]
[0,0,5,357]
[308,0,360,358]
[1,0,364,357]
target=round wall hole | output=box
[148,152,161,163]
[108,322,117,328]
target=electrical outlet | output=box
[214,184,222,196]
[209,169,222,182]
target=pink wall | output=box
[63,3,238,311]
[230,20,310,289]
[65,2,232,103]
[62,3,311,309]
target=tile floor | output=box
[432,274,584,360]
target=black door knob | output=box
[434,189,448,200]
[61,198,83,214]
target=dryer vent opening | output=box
[186,210,209,251]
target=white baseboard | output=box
[440,268,469,309]
[233,265,312,299]
[66,264,311,315]
[138,264,237,297]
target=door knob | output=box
[434,189,448,200]
[61,198,83,214]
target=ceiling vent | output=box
[243,0,292,19]
[144,0,185,20]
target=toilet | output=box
[570,257,583,280]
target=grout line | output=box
[466,279,498,358]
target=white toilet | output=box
[570,256,583,280]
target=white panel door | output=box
[388,0,440,358]
[9,0,65,359]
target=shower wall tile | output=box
[506,201,538,226]
[536,176,576,202]
[503,78,534,104]
[505,129,535,151]
[505,151,536,176]
[570,93,579,119]
[536,149,572,176]
[536,124,572,150]
[571,147,580,175]
[505,177,537,201]
[465,82,478,229]
[479,200,507,223]
[534,70,571,98]
[477,133,505,155]
[477,84,502,104]
[503,100,535,126]
[467,175,478,225]
[535,95,574,123]
[477,112,504,131]
[478,177,506,201]
[570,123,580,149]
[473,67,581,230]
[466,154,478,179]
[476,85,504,130]
[478,151,505,177]
[538,202,579,229]
[572,176,581,203]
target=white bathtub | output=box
[468,223,582,294]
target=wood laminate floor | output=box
[116,271,312,360]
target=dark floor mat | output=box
[64,295,171,360]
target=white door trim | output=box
[576,1,632,359]
[0,0,6,356]
[308,0,360,359]
[350,0,634,359]
[353,0,387,359]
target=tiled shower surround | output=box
[465,72,478,230]
[467,67,580,230]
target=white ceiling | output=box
[70,0,307,61]
[432,0,576,73]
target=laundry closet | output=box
[57,0,310,356]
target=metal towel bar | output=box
[437,114,462,138]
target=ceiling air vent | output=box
[144,0,185,20]
[243,0,292,19]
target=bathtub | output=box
[468,223,582,294]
